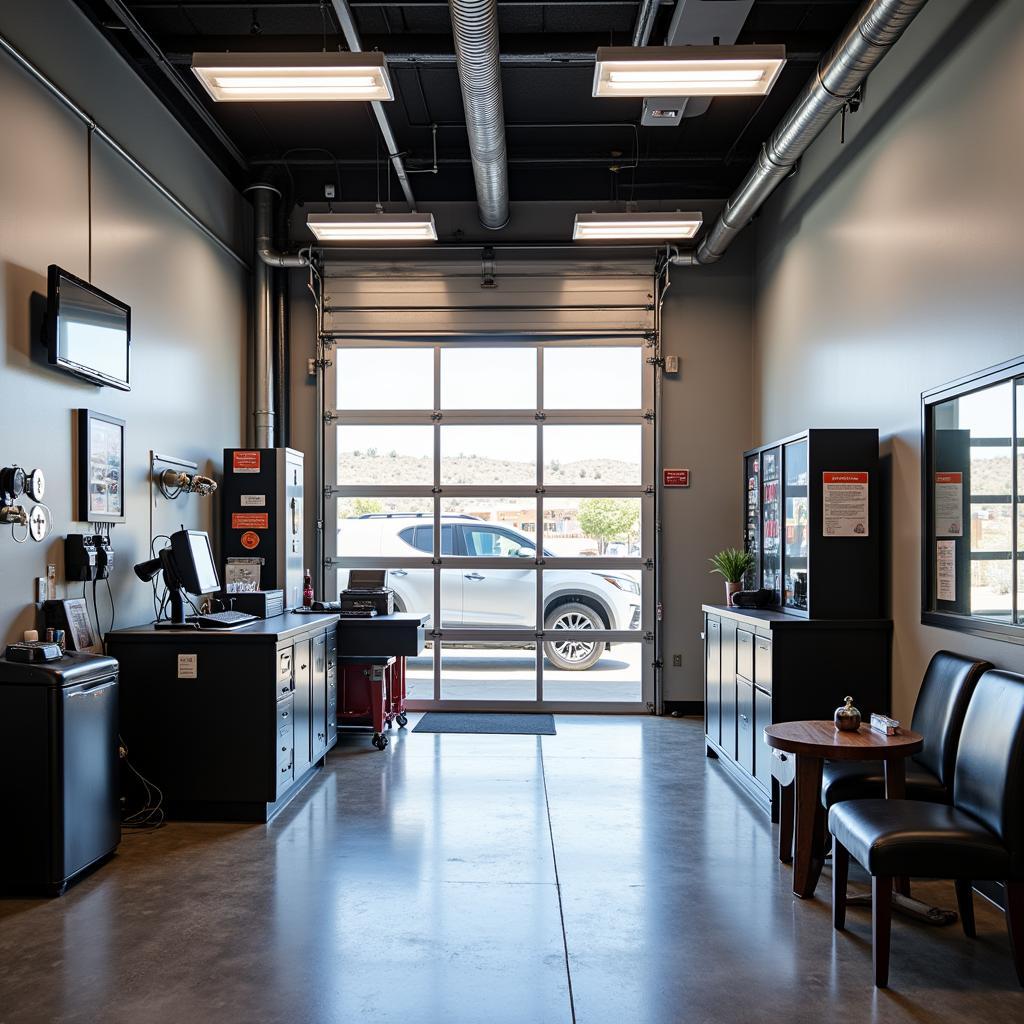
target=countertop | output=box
[107,610,340,645]
[702,605,892,631]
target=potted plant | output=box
[709,548,754,607]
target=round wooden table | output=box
[763,721,923,900]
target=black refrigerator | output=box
[0,652,120,895]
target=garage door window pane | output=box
[544,572,641,633]
[543,425,642,486]
[337,348,433,409]
[338,496,432,556]
[338,426,433,485]
[441,425,536,485]
[442,347,535,409]
[544,347,642,409]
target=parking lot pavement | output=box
[405,644,643,702]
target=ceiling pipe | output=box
[671,0,930,266]
[449,0,510,229]
[329,0,417,210]
[245,183,309,268]
[632,0,662,47]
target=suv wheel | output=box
[543,603,604,671]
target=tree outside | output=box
[340,497,384,518]
[578,498,640,554]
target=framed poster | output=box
[76,409,126,524]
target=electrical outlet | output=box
[324,183,336,199]
[672,653,682,668]
[46,564,57,600]
[35,577,47,603]
[664,355,680,374]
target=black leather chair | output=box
[821,650,991,811]
[829,669,1024,988]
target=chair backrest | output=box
[954,670,1024,858]
[910,651,991,787]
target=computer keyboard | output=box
[188,610,258,629]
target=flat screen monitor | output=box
[46,265,131,391]
[170,529,221,596]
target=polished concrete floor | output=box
[1,715,1022,1023]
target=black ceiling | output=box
[72,0,862,210]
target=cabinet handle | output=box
[739,714,749,723]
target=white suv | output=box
[339,514,641,670]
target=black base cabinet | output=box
[703,605,891,819]
[109,612,339,824]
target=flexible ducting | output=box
[678,0,930,265]
[449,0,510,229]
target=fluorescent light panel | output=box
[306,213,437,242]
[192,51,394,102]
[573,212,702,241]
[593,45,786,98]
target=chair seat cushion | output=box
[828,799,1011,878]
[821,759,948,809]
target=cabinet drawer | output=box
[737,676,754,776]
[737,629,754,681]
[277,648,293,695]
[754,636,772,693]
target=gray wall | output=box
[753,0,1024,718]
[0,0,248,644]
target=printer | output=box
[341,569,395,617]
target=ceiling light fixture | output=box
[573,212,703,241]
[306,212,438,242]
[191,51,394,102]
[592,45,786,98]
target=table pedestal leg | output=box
[884,760,911,896]
[792,754,825,899]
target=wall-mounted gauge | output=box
[27,468,45,502]
[0,465,26,500]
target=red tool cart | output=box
[337,655,408,750]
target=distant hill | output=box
[339,452,640,487]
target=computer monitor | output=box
[169,529,220,596]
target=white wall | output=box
[0,0,249,643]
[753,0,1024,718]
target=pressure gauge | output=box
[28,504,51,543]
[26,468,45,503]
[0,465,25,500]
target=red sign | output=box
[232,512,269,530]
[823,471,869,484]
[232,450,261,474]
[935,472,962,485]
[663,468,690,488]
[240,531,261,550]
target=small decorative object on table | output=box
[834,695,862,732]
[708,547,755,607]
[870,712,901,736]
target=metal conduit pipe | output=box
[330,0,417,210]
[449,0,510,229]
[632,0,662,47]
[245,185,281,448]
[671,0,930,266]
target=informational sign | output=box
[934,472,964,537]
[240,530,261,550]
[822,471,869,537]
[240,494,266,507]
[225,557,262,593]
[231,512,269,530]
[937,539,956,602]
[663,468,690,488]
[177,654,198,680]
[232,450,261,474]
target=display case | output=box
[742,429,881,619]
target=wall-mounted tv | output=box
[46,265,131,392]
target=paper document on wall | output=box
[935,472,963,537]
[225,557,262,593]
[937,540,956,602]
[822,472,869,537]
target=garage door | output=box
[322,260,656,712]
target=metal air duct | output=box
[449,0,510,229]
[674,0,930,266]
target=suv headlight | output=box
[600,574,640,596]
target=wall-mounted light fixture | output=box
[592,45,786,98]
[306,212,438,242]
[191,51,394,102]
[573,212,703,241]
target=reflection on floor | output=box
[1,716,1022,1023]
[407,647,643,702]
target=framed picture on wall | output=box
[76,409,126,524]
